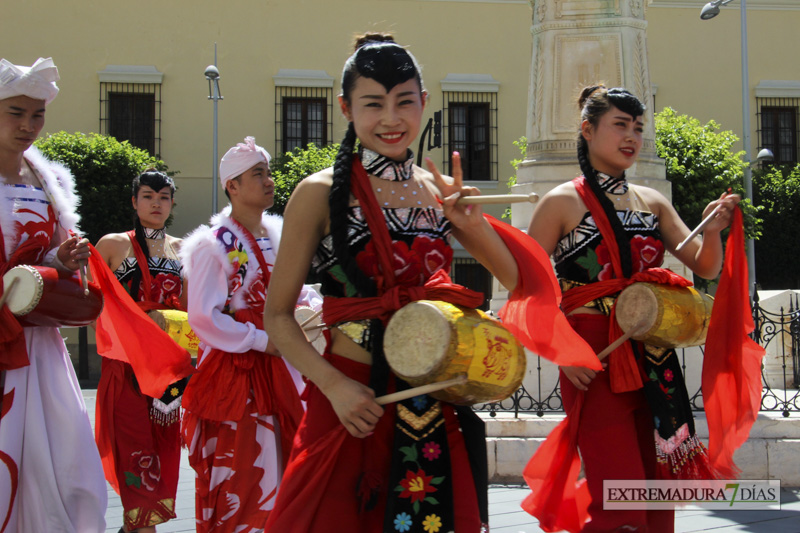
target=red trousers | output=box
[265,352,482,532]
[562,313,674,533]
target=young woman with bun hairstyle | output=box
[94,168,192,533]
[524,85,741,532]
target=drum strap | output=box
[126,230,156,303]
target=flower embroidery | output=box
[398,469,438,504]
[594,242,614,281]
[356,240,421,289]
[423,514,443,533]
[150,272,181,303]
[394,512,413,532]
[411,395,428,410]
[631,235,664,272]
[125,451,161,491]
[411,235,452,278]
[421,442,441,461]
[663,369,674,382]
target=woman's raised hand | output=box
[425,152,484,230]
[701,191,742,234]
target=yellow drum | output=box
[147,309,199,356]
[615,282,714,348]
[383,300,526,406]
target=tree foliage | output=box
[35,132,171,245]
[654,107,759,238]
[268,143,339,215]
[753,164,800,289]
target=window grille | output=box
[99,82,161,156]
[451,257,492,311]
[275,87,333,155]
[443,92,497,181]
[756,98,799,164]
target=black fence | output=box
[476,290,800,418]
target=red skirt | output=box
[95,358,180,529]
[265,352,482,532]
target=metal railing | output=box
[476,290,800,418]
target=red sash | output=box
[0,226,28,371]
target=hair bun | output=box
[353,32,396,51]
[578,84,606,110]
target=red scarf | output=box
[91,242,194,398]
[0,226,29,371]
[702,207,764,477]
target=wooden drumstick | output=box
[375,375,468,406]
[457,193,539,205]
[299,308,323,328]
[79,261,89,296]
[596,321,649,361]
[676,204,723,252]
[303,323,328,332]
[0,277,19,310]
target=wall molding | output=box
[97,65,163,84]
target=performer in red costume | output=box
[95,169,190,533]
[263,33,599,533]
[0,57,107,532]
[180,136,321,532]
[524,85,758,533]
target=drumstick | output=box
[79,261,89,296]
[0,277,19,310]
[375,375,468,406]
[302,323,328,331]
[596,321,649,361]
[298,308,323,328]
[457,193,539,205]
[675,204,723,252]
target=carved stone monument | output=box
[512,0,667,230]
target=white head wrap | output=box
[0,57,60,104]
[219,136,271,186]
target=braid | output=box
[129,216,152,299]
[329,123,376,297]
[576,137,633,278]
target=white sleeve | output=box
[297,283,323,310]
[187,250,268,354]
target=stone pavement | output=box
[82,390,800,532]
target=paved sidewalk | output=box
[82,390,800,532]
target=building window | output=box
[451,257,492,311]
[100,82,161,156]
[443,91,498,181]
[757,100,799,164]
[273,70,335,156]
[280,96,328,153]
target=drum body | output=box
[383,300,526,406]
[615,282,714,348]
[147,309,199,356]
[3,265,103,327]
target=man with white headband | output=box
[0,57,107,532]
[179,136,321,531]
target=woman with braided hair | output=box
[94,169,190,533]
[525,85,740,532]
[262,33,525,532]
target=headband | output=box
[219,136,271,186]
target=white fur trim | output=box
[0,146,80,258]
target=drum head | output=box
[2,265,43,316]
[384,301,451,380]
[616,283,658,338]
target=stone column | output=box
[512,0,667,231]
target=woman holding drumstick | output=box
[525,85,740,532]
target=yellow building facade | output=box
[3,0,799,235]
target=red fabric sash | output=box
[90,243,194,398]
[702,207,764,477]
[322,158,483,324]
[0,223,29,372]
[487,215,601,369]
[180,307,303,466]
[127,230,156,302]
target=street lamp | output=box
[700,0,760,297]
[205,61,223,214]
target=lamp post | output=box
[700,0,759,297]
[205,53,223,214]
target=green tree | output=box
[503,136,527,219]
[753,164,800,289]
[35,132,171,245]
[654,107,759,238]
[268,143,339,215]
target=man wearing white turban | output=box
[0,57,107,532]
[179,137,321,531]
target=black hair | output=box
[341,33,424,104]
[576,86,646,278]
[129,168,174,298]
